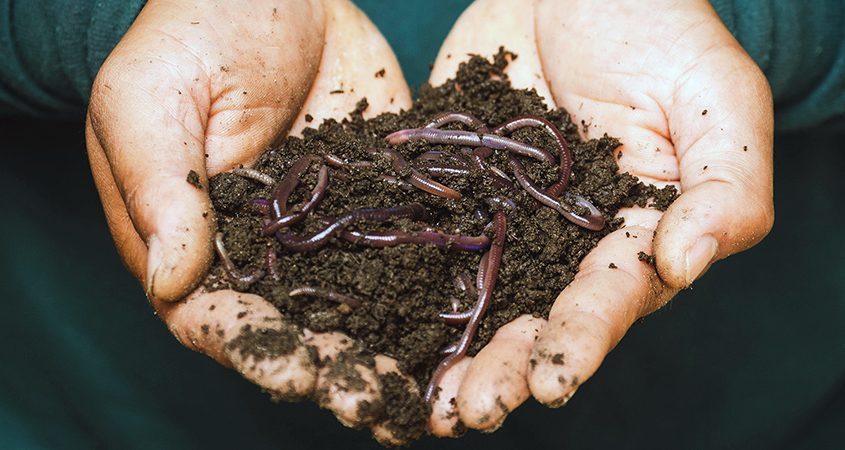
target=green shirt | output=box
[1,0,844,130]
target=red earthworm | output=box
[425,211,507,403]
[440,247,489,327]
[494,115,572,194]
[266,245,280,281]
[453,273,477,299]
[370,148,462,200]
[420,164,472,177]
[270,155,321,217]
[213,232,264,289]
[468,146,514,188]
[340,228,490,251]
[250,199,271,215]
[424,111,488,132]
[508,156,604,230]
[263,165,329,235]
[232,168,276,186]
[379,174,415,191]
[275,204,429,252]
[288,286,362,308]
[320,152,374,170]
[385,128,556,165]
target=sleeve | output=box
[710,0,845,131]
[0,0,146,119]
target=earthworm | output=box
[421,164,472,177]
[213,232,264,289]
[250,199,271,215]
[271,155,321,217]
[494,115,572,194]
[425,211,506,403]
[275,204,429,252]
[439,310,473,325]
[263,165,329,235]
[232,168,276,186]
[266,245,280,281]
[508,156,605,230]
[462,146,513,190]
[370,148,462,200]
[288,286,362,308]
[453,273,476,299]
[340,228,490,251]
[440,276,476,323]
[424,111,488,132]
[385,128,556,165]
[439,343,458,355]
[379,175,415,191]
[320,152,374,170]
[484,196,517,212]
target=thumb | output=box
[86,1,325,301]
[654,44,775,288]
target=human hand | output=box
[426,0,774,434]
[85,0,420,443]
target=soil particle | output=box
[637,251,656,266]
[375,68,386,78]
[205,49,677,430]
[224,324,300,362]
[551,353,565,365]
[186,170,203,189]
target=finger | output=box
[430,0,555,106]
[655,46,774,287]
[305,331,382,427]
[86,1,325,301]
[457,315,545,431]
[529,208,677,406]
[290,0,412,135]
[86,116,147,282]
[429,357,473,437]
[154,289,317,400]
[370,355,426,446]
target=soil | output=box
[205,50,676,441]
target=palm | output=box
[86,0,423,444]
[426,0,773,434]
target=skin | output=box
[85,0,416,442]
[86,0,773,441]
[427,0,774,435]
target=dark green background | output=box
[1,1,844,448]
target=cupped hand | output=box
[426,0,774,434]
[85,0,420,444]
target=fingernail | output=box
[685,235,718,285]
[146,235,162,298]
[548,387,578,408]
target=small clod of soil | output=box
[206,49,676,442]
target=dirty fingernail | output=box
[547,387,578,408]
[146,234,161,297]
[685,234,718,285]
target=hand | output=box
[426,0,774,434]
[85,0,420,443]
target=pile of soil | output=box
[206,50,675,440]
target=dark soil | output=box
[205,50,676,441]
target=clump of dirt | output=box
[206,49,675,440]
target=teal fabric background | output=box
[0,1,844,449]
